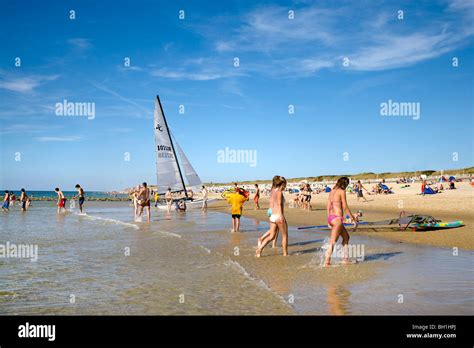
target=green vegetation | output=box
[204,167,474,186]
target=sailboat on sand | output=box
[153,95,216,209]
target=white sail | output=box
[154,97,185,194]
[174,138,202,188]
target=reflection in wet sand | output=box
[327,285,351,315]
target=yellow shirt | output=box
[226,193,247,215]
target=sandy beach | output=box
[209,181,474,250]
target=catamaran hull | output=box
[155,198,218,210]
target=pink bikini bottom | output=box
[328,214,343,225]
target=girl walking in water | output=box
[325,177,357,266]
[256,176,288,257]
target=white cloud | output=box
[349,32,455,71]
[35,136,81,142]
[151,68,232,81]
[0,124,63,135]
[187,2,474,75]
[90,82,152,116]
[67,38,92,50]
[0,74,59,93]
[150,56,245,81]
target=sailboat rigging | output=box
[153,95,215,209]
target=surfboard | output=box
[412,220,464,231]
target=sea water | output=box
[0,201,472,315]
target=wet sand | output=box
[1,201,472,315]
[208,181,474,250]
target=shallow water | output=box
[0,202,472,315]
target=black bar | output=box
[0,316,471,346]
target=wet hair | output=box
[75,184,80,188]
[21,188,25,192]
[5,190,8,193]
[334,177,350,190]
[55,188,59,192]
[272,175,287,190]
[142,182,147,187]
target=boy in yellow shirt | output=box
[226,189,249,232]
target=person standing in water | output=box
[256,176,288,257]
[130,185,140,218]
[19,189,29,212]
[257,181,280,249]
[325,177,357,266]
[137,182,151,222]
[226,188,248,232]
[165,187,173,213]
[253,184,260,210]
[2,191,10,211]
[55,188,67,213]
[9,191,16,206]
[201,185,208,211]
[154,190,160,207]
[73,184,85,213]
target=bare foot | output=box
[257,237,262,248]
[255,248,262,258]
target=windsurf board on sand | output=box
[298,213,464,232]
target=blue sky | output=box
[0,0,473,191]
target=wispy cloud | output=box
[90,82,152,117]
[349,32,455,71]
[0,124,63,135]
[67,38,93,51]
[184,1,474,76]
[149,56,245,81]
[0,73,59,93]
[35,136,82,142]
[151,68,233,81]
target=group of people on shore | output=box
[293,183,313,210]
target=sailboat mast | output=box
[156,95,188,198]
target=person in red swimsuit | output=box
[55,188,67,213]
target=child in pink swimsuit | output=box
[325,177,357,266]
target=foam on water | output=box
[152,230,182,238]
[222,257,293,310]
[79,213,139,230]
